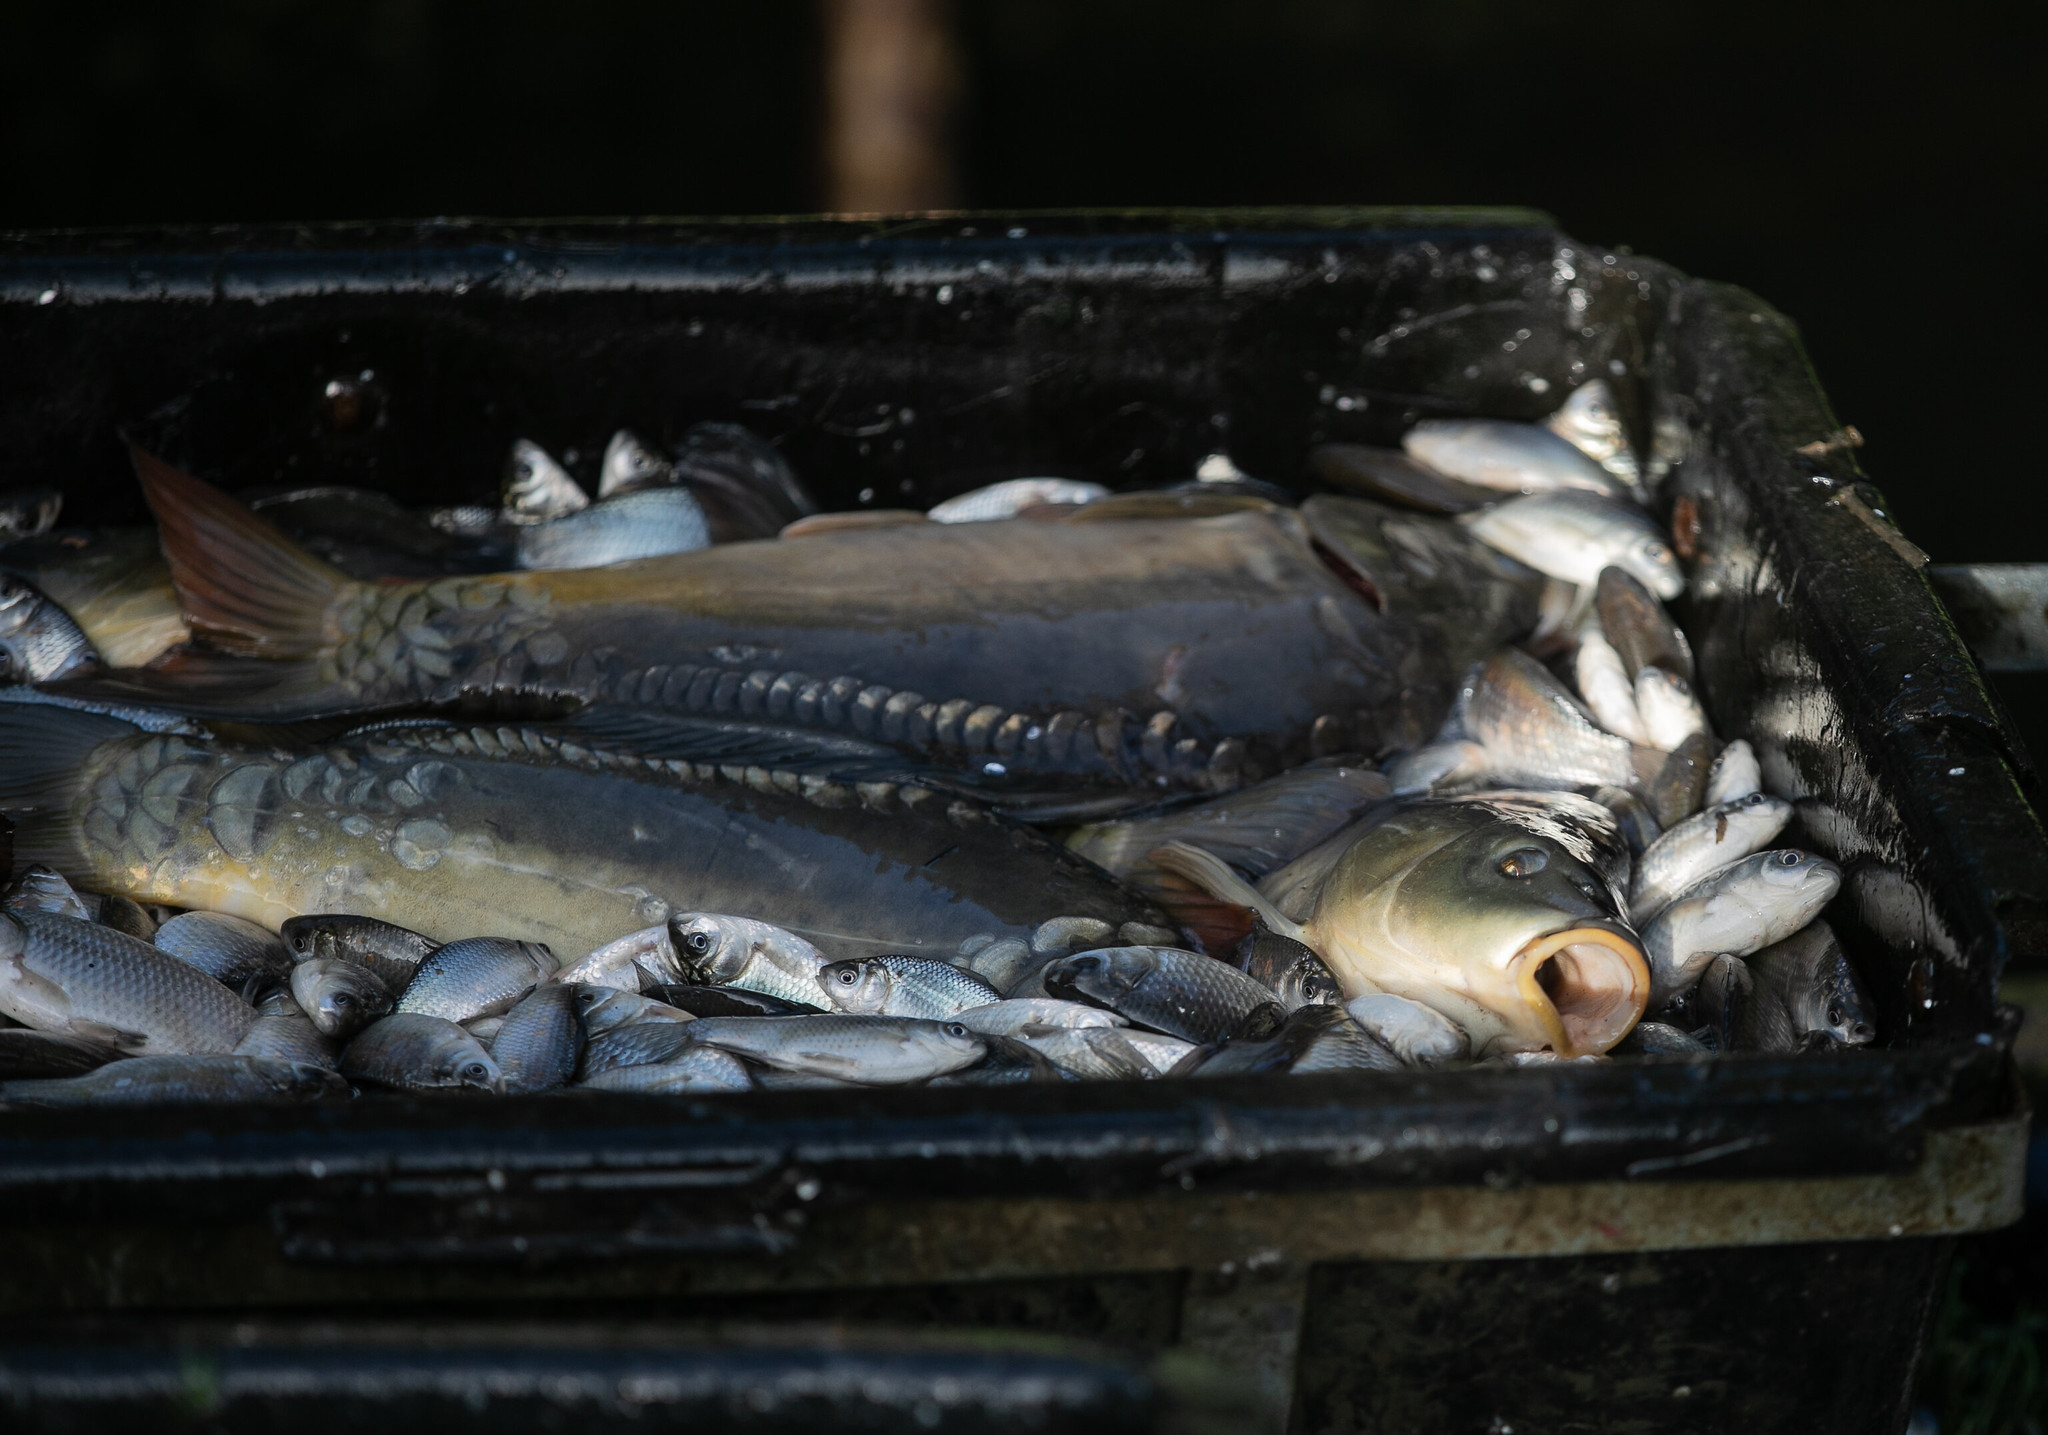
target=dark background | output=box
[5,0,2042,566]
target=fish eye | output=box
[1826,1005,1844,1026]
[333,992,352,1007]
[944,1023,969,1038]
[683,930,714,957]
[1498,847,1548,878]
[1773,850,1802,867]
[460,1061,490,1081]
[834,968,859,985]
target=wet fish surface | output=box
[341,1012,503,1094]
[488,983,584,1092]
[0,1054,344,1106]
[0,701,1159,964]
[0,908,256,1055]
[1042,946,1282,1045]
[816,955,1002,1019]
[155,911,292,988]
[678,1014,986,1085]
[282,914,439,990]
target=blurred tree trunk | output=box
[821,0,960,213]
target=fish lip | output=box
[1509,920,1649,1058]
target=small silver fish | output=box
[927,478,1111,522]
[1235,924,1343,1012]
[514,488,712,570]
[1744,920,1876,1050]
[1573,622,1649,743]
[816,955,1002,1019]
[554,925,686,991]
[1184,1004,1401,1077]
[0,1054,344,1106]
[1543,380,1641,491]
[1463,492,1683,598]
[929,1033,1069,1086]
[489,984,584,1093]
[579,1046,753,1093]
[0,909,255,1055]
[1628,793,1793,922]
[4,864,92,920]
[342,1013,504,1094]
[396,938,556,1024]
[571,986,695,1039]
[282,915,438,992]
[154,911,292,988]
[1614,1020,1709,1056]
[0,576,99,681]
[1404,419,1630,499]
[1705,739,1763,805]
[501,439,588,524]
[679,1014,985,1085]
[1344,992,1470,1065]
[1043,946,1283,1045]
[598,428,675,498]
[1634,667,1711,750]
[234,1009,339,1070]
[669,913,827,1008]
[581,1020,700,1077]
[1643,850,1842,1004]
[291,957,395,1039]
[1008,1024,1157,1081]
[1425,647,1647,793]
[951,998,1128,1037]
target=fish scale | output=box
[0,909,256,1055]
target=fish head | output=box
[512,940,558,979]
[438,1037,505,1095]
[1623,531,1684,600]
[292,958,392,1037]
[1309,810,1648,1057]
[818,958,891,1014]
[281,917,343,965]
[1042,947,1151,1008]
[667,913,755,984]
[914,1020,987,1065]
[1747,850,1843,934]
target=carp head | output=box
[1303,803,1647,1057]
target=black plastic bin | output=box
[0,210,2037,1434]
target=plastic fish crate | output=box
[0,210,2038,1435]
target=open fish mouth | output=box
[1510,921,1648,1057]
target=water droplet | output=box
[36,288,57,306]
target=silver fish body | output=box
[0,909,255,1055]
[515,488,713,571]
[1615,1020,1709,1056]
[1573,623,1648,743]
[929,1033,1068,1085]
[342,1012,504,1094]
[1043,946,1282,1045]
[1452,647,1646,791]
[291,957,395,1039]
[1634,668,1710,750]
[1642,850,1842,1005]
[397,938,557,1024]
[234,1010,340,1069]
[1121,1028,1199,1074]
[581,1019,700,1077]
[1403,419,1630,499]
[282,915,438,992]
[502,439,588,523]
[1344,992,1470,1066]
[951,998,1126,1036]
[0,576,99,682]
[816,955,1002,1018]
[927,478,1111,522]
[1235,925,1343,1012]
[1628,793,1794,922]
[1594,567,1692,681]
[0,1054,343,1105]
[1008,1024,1156,1081]
[579,1045,753,1093]
[155,911,292,988]
[489,983,584,1092]
[679,1014,985,1085]
[1744,920,1875,1050]
[1463,492,1683,599]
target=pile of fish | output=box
[0,380,1873,1105]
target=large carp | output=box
[0,700,1157,964]
[76,453,1541,796]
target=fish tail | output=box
[1145,840,1307,954]
[131,446,351,659]
[0,699,138,868]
